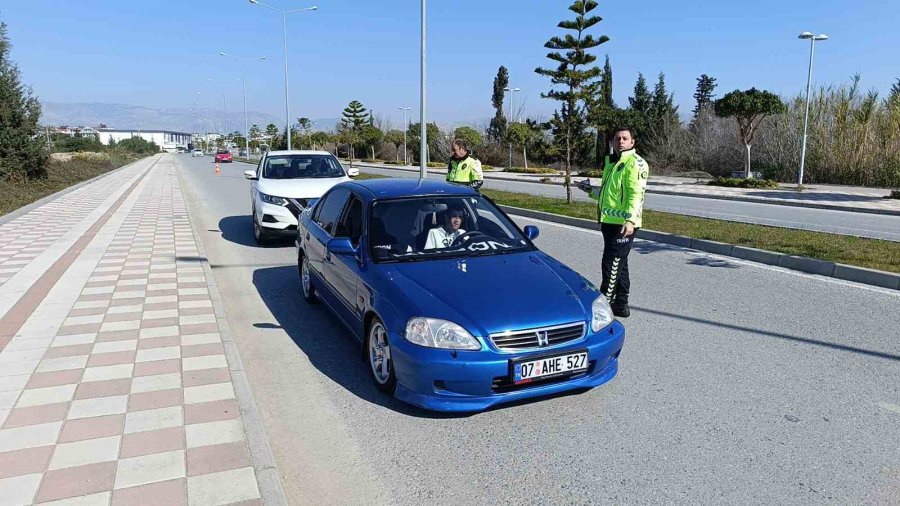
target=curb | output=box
[353,162,900,217]
[177,170,289,506]
[0,154,157,226]
[497,204,900,291]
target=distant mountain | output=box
[40,102,338,133]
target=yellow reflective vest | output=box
[588,149,649,228]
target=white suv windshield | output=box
[263,155,346,180]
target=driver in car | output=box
[424,207,466,250]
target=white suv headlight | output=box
[591,296,614,332]
[405,318,481,350]
[259,192,287,206]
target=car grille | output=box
[489,322,585,351]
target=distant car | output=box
[191,149,204,157]
[238,148,249,157]
[176,146,187,153]
[244,150,352,244]
[295,179,625,412]
[215,149,233,163]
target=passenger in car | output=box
[424,207,466,250]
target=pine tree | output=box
[0,20,47,181]
[341,100,370,163]
[600,55,614,109]
[692,74,718,116]
[535,0,608,203]
[488,66,509,142]
[650,72,678,123]
[629,73,652,115]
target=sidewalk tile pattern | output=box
[0,164,149,287]
[0,161,261,505]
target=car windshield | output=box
[263,154,346,180]
[368,195,533,263]
[217,149,229,154]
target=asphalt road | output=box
[355,165,900,242]
[176,154,900,505]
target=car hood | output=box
[258,177,349,199]
[380,252,594,337]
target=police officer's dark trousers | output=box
[600,223,638,306]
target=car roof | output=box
[340,178,478,201]
[264,150,332,156]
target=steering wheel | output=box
[450,231,488,248]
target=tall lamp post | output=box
[504,86,520,169]
[419,0,427,178]
[797,31,828,188]
[249,0,317,151]
[398,106,410,165]
[221,53,267,158]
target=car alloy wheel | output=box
[300,254,317,304]
[367,318,396,393]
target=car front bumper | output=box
[390,320,625,412]
[255,200,300,234]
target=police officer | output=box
[447,139,484,190]
[577,127,649,318]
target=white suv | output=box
[244,150,359,244]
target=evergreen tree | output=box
[340,100,370,164]
[0,20,47,181]
[600,55,614,109]
[692,74,718,116]
[487,66,509,142]
[650,72,678,123]
[535,0,608,203]
[629,73,652,115]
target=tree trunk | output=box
[745,144,752,178]
[523,146,528,170]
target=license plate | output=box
[513,351,588,384]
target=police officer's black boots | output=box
[611,303,630,318]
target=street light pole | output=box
[220,53,267,159]
[249,0,317,151]
[398,107,410,165]
[797,31,828,188]
[504,87,520,169]
[419,0,427,178]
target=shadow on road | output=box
[686,257,740,269]
[633,305,900,362]
[218,215,293,249]
[251,265,470,419]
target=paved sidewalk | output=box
[0,157,269,505]
[346,161,900,215]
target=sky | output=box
[3,0,899,129]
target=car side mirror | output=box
[243,170,258,180]
[327,237,357,256]
[524,225,540,241]
[347,167,360,178]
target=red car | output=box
[214,149,233,163]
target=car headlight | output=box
[259,192,287,206]
[591,296,614,332]
[405,318,481,350]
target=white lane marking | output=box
[513,215,900,298]
[877,402,900,415]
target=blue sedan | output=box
[295,178,625,412]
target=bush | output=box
[52,136,104,153]
[360,159,382,163]
[505,167,557,174]
[427,162,445,168]
[116,137,159,154]
[707,177,779,189]
[578,170,602,178]
[890,189,900,199]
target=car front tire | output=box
[252,209,269,245]
[366,317,397,394]
[299,252,318,304]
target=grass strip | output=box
[1,154,143,217]
[354,172,900,273]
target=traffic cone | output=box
[215,162,221,175]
